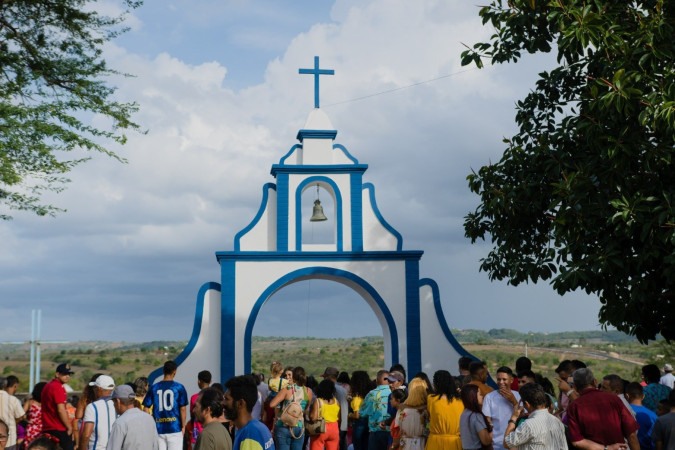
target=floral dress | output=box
[25,401,42,444]
[395,406,427,450]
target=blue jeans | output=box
[352,418,369,450]
[367,430,389,450]
[275,425,305,450]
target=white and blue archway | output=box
[150,57,479,396]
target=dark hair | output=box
[390,388,407,403]
[376,370,389,384]
[211,383,224,393]
[337,371,350,385]
[555,360,573,374]
[571,360,587,370]
[519,370,536,380]
[82,373,103,405]
[292,367,307,386]
[458,357,473,371]
[305,376,318,393]
[603,374,625,393]
[669,389,675,404]
[31,381,47,403]
[316,379,336,401]
[534,374,556,398]
[469,361,486,376]
[350,371,372,398]
[27,434,62,450]
[460,385,492,432]
[163,361,178,375]
[389,364,407,381]
[6,375,19,388]
[515,357,532,374]
[225,375,258,413]
[431,370,460,401]
[496,366,514,377]
[519,383,547,408]
[199,387,224,417]
[198,370,212,384]
[642,364,661,384]
[625,382,643,399]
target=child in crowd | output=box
[388,389,408,450]
[268,361,288,399]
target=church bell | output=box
[310,199,328,222]
[310,184,328,222]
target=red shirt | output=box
[567,388,638,445]
[41,378,68,431]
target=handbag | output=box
[305,399,326,436]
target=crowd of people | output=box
[1,357,674,450]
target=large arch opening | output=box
[244,267,399,375]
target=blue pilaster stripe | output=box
[351,172,363,252]
[276,173,289,251]
[405,260,422,377]
[221,261,236,382]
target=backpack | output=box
[279,386,305,439]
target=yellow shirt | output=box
[320,398,340,423]
[351,395,363,415]
[268,377,288,393]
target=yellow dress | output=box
[425,395,464,450]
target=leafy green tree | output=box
[461,0,675,342]
[0,0,142,219]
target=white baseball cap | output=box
[89,375,115,390]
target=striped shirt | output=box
[504,408,568,450]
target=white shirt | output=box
[504,408,568,450]
[482,389,521,450]
[0,391,25,447]
[660,372,675,389]
[83,398,118,450]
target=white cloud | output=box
[0,0,602,343]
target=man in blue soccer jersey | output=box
[224,375,275,450]
[143,361,189,450]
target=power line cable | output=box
[323,67,480,107]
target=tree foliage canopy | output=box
[461,0,675,342]
[0,0,141,219]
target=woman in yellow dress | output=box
[426,370,464,450]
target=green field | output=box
[1,329,672,393]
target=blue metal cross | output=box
[299,56,334,109]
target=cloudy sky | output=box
[0,0,607,344]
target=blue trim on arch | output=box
[332,144,359,164]
[271,165,368,176]
[215,251,423,262]
[420,277,482,362]
[350,173,363,252]
[279,144,303,165]
[234,183,277,251]
[277,173,289,251]
[149,282,222,382]
[221,261,236,383]
[297,129,338,142]
[295,176,343,251]
[405,261,422,377]
[363,183,403,251]
[243,267,400,374]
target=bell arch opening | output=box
[301,184,335,247]
[294,177,342,251]
[243,267,400,375]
